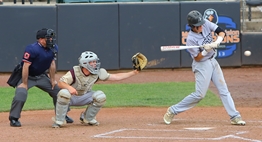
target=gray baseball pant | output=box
[9,74,60,119]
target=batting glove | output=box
[209,42,219,48]
[203,44,213,52]
[210,36,224,48]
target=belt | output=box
[29,74,46,79]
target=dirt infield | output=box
[1,67,262,142]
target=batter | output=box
[163,10,245,126]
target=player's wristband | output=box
[201,50,208,56]
[215,36,223,44]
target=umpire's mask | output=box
[45,29,56,49]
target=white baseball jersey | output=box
[169,19,242,121]
[186,19,218,61]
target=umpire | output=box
[8,28,73,127]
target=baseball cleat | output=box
[51,117,67,126]
[80,112,99,126]
[231,117,246,125]
[163,107,175,125]
[52,123,61,128]
[10,119,21,127]
[65,115,74,123]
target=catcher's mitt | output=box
[131,52,147,71]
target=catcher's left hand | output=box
[131,52,147,71]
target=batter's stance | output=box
[52,51,140,128]
[163,10,245,125]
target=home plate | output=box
[184,127,214,131]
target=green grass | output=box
[0,82,222,112]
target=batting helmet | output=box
[187,10,205,27]
[78,51,101,74]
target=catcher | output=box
[52,51,147,128]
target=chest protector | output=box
[71,66,98,96]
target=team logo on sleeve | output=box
[24,52,30,59]
[182,8,240,59]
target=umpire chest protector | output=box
[71,66,98,95]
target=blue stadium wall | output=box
[0,1,261,72]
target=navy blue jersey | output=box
[21,42,58,76]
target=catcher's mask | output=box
[187,10,205,27]
[36,28,56,49]
[78,51,101,74]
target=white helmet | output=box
[78,51,101,74]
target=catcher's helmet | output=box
[187,10,205,27]
[78,51,101,74]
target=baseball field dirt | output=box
[0,67,262,142]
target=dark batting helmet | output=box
[187,10,205,27]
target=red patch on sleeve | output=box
[24,52,30,59]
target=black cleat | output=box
[65,115,74,123]
[10,119,21,127]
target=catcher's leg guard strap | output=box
[55,89,71,125]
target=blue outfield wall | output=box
[0,1,260,72]
[56,4,119,70]
[0,6,56,72]
[118,2,181,69]
[241,32,262,65]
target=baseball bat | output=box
[160,45,226,52]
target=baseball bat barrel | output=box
[160,45,226,52]
[160,45,200,51]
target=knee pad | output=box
[57,89,71,105]
[92,91,106,106]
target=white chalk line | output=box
[147,118,262,127]
[93,128,262,142]
[171,118,262,123]
[184,127,214,130]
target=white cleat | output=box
[52,123,61,128]
[51,117,66,128]
[80,112,99,126]
[163,107,175,125]
[231,117,246,126]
